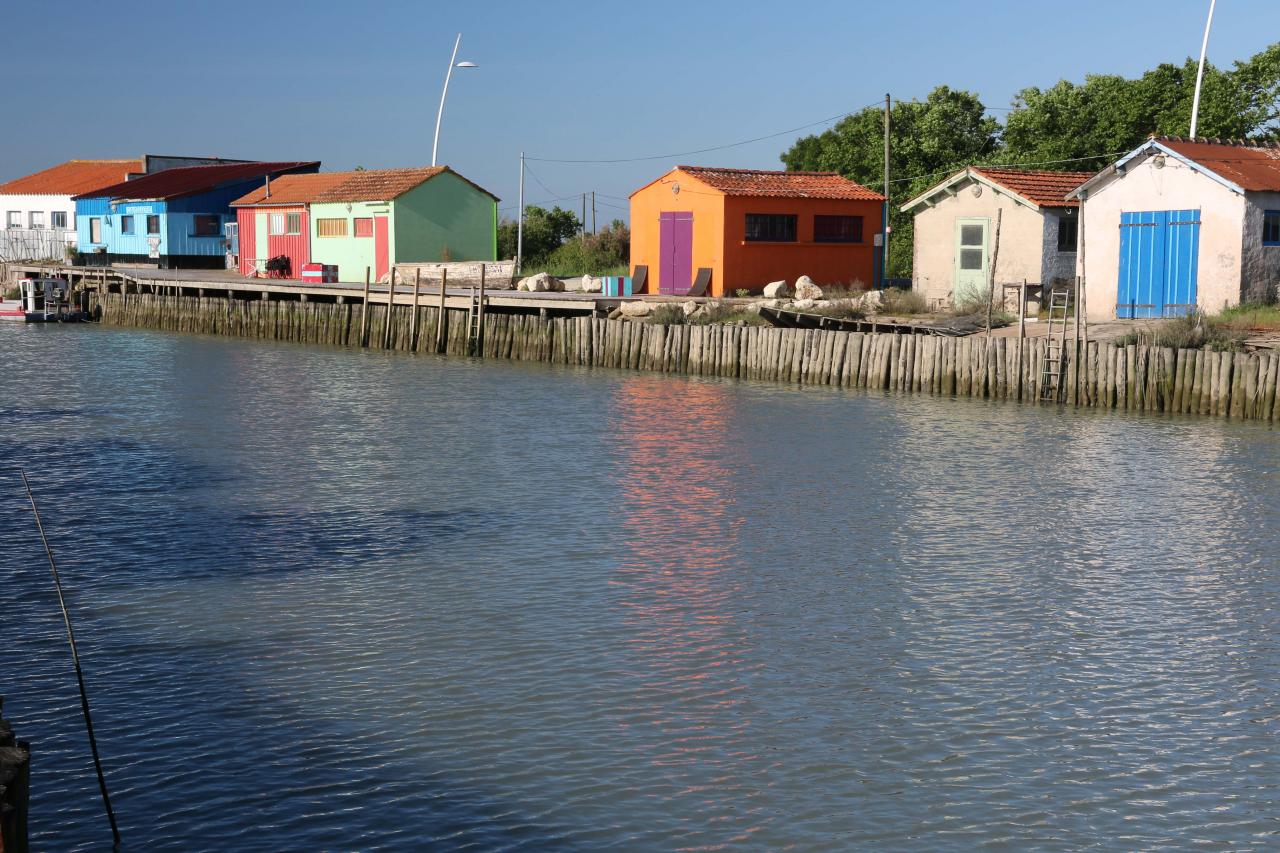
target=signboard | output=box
[147,237,161,259]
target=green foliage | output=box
[496,205,581,265]
[542,221,630,276]
[779,43,1280,278]
[734,289,751,298]
[646,304,687,325]
[1112,310,1247,351]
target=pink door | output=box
[374,216,390,280]
[659,212,693,295]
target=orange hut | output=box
[628,166,884,297]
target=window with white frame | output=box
[51,211,67,229]
[269,213,285,236]
[5,211,19,228]
[90,218,102,243]
[29,211,45,229]
[286,213,301,235]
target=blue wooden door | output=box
[1116,209,1199,318]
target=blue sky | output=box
[1,0,1275,223]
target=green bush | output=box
[646,304,686,325]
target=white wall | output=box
[1079,155,1245,322]
[910,181,1047,308]
[1241,191,1280,304]
[0,193,76,233]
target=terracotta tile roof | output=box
[0,159,143,196]
[74,161,320,201]
[231,172,361,206]
[971,168,1093,207]
[678,166,885,201]
[1156,137,1280,192]
[230,166,499,206]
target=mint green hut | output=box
[231,166,498,282]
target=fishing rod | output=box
[20,468,121,849]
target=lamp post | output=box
[432,33,477,167]
[1189,0,1217,139]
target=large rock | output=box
[859,290,884,310]
[517,272,557,292]
[763,280,789,298]
[619,300,653,318]
[793,275,823,300]
[681,300,701,317]
[792,298,818,311]
[580,275,603,293]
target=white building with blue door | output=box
[1071,137,1280,321]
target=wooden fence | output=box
[93,291,1280,422]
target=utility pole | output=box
[883,92,891,284]
[516,151,525,274]
[591,191,597,235]
[1190,0,1218,138]
[581,193,587,236]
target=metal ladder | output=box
[466,286,483,355]
[1039,287,1070,401]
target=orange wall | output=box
[629,168,883,297]
[722,196,882,292]
[629,170,725,295]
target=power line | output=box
[526,101,883,165]
[865,151,1127,189]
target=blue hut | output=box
[73,161,319,268]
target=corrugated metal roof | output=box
[1157,137,1280,192]
[230,166,499,206]
[0,159,143,196]
[971,168,1093,208]
[74,161,321,201]
[677,166,885,201]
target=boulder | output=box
[793,275,823,300]
[619,300,653,318]
[517,272,557,292]
[763,280,789,298]
[681,300,700,317]
[607,307,624,320]
[580,275,603,293]
[792,298,818,311]
[859,289,884,310]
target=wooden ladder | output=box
[466,286,483,355]
[1039,287,1070,401]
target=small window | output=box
[120,215,134,234]
[317,218,348,237]
[5,211,19,228]
[29,211,45,229]
[1057,216,1079,252]
[90,217,102,243]
[959,248,984,270]
[960,224,985,247]
[1264,210,1280,246]
[353,217,374,238]
[193,215,220,236]
[745,213,797,242]
[146,215,160,235]
[269,213,285,236]
[814,215,863,243]
[286,212,301,235]
[51,211,67,229]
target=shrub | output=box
[879,287,926,315]
[542,222,630,276]
[1110,310,1246,351]
[646,304,686,325]
[734,289,751,298]
[813,300,867,321]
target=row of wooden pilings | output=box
[92,291,1280,422]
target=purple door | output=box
[659,212,693,295]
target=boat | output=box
[11,277,90,323]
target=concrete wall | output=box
[911,183,1047,308]
[393,171,496,263]
[1241,191,1280,304]
[1080,155,1246,321]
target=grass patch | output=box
[811,300,867,321]
[1112,310,1247,351]
[879,287,926,315]
[689,301,768,326]
[1213,303,1280,332]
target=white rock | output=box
[619,300,653,318]
[580,275,602,293]
[681,300,700,317]
[763,280,789,298]
[858,290,883,309]
[793,275,823,300]
[792,298,818,311]
[517,272,556,292]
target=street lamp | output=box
[432,33,477,167]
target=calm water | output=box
[1,323,1278,851]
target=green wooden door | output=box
[954,218,989,308]
[254,212,269,271]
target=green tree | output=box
[496,205,581,264]
[782,86,999,278]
